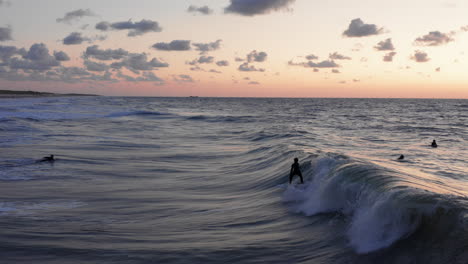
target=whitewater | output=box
[0,96,467,263]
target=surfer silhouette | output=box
[431,140,438,148]
[398,154,404,160]
[39,154,55,162]
[289,158,304,184]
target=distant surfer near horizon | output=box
[39,154,55,162]
[398,154,404,160]
[289,158,304,184]
[431,140,438,148]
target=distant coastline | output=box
[0,90,99,99]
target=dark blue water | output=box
[0,97,467,263]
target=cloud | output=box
[332,69,340,73]
[84,60,110,72]
[56,9,96,24]
[374,38,395,51]
[343,18,383,37]
[248,81,260,85]
[95,21,110,31]
[152,40,191,51]
[111,53,169,73]
[0,26,12,41]
[187,55,215,65]
[247,50,268,62]
[96,19,162,37]
[411,50,430,62]
[84,45,129,60]
[173,74,194,83]
[329,52,351,60]
[383,51,397,62]
[0,45,25,61]
[305,54,318,60]
[118,71,164,83]
[414,31,454,46]
[0,0,11,7]
[238,62,265,72]
[435,67,440,72]
[54,51,70,61]
[288,59,339,68]
[193,39,222,54]
[209,69,222,73]
[225,0,296,16]
[9,43,61,71]
[216,60,229,66]
[187,5,213,15]
[63,32,90,45]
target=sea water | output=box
[0,96,467,263]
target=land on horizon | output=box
[0,89,99,98]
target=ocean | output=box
[0,96,467,263]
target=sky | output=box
[0,0,468,98]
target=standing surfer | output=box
[289,158,304,184]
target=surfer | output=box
[398,154,404,160]
[431,140,438,148]
[39,154,55,162]
[289,158,304,184]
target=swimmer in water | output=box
[398,154,404,160]
[289,158,304,184]
[431,140,438,148]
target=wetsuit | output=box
[290,162,304,184]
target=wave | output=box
[186,114,256,123]
[283,154,468,254]
[106,110,172,118]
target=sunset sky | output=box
[1,0,468,98]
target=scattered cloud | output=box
[84,45,129,60]
[288,59,339,68]
[187,5,213,15]
[152,40,191,51]
[383,51,397,62]
[173,74,194,83]
[118,71,164,84]
[248,81,260,85]
[54,51,70,61]
[332,69,340,73]
[95,19,162,37]
[329,52,351,60]
[56,9,96,24]
[225,0,296,16]
[343,18,383,37]
[216,60,229,66]
[414,31,454,46]
[8,43,61,71]
[111,53,169,73]
[63,32,90,45]
[209,69,222,73]
[238,62,265,72]
[411,50,430,62]
[193,39,222,54]
[95,21,110,31]
[0,26,12,41]
[0,0,11,7]
[84,60,109,72]
[374,38,395,51]
[247,50,268,62]
[305,54,318,60]
[435,67,440,72]
[187,55,215,65]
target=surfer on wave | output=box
[289,158,304,184]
